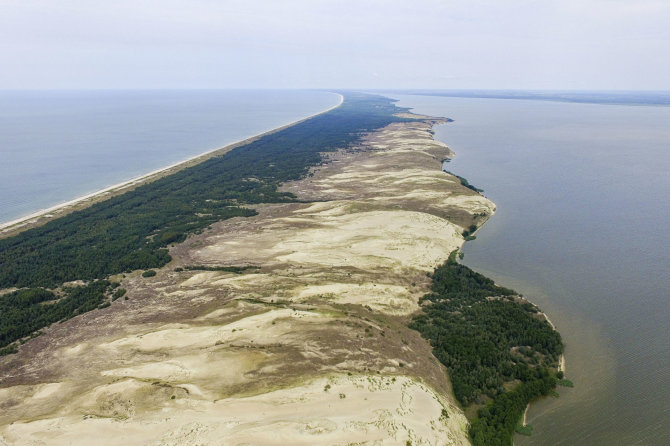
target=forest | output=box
[0,281,111,352]
[0,92,407,352]
[410,254,563,446]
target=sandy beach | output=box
[0,94,343,239]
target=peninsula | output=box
[0,93,562,445]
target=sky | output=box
[1,0,669,90]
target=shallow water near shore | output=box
[0,89,340,224]
[389,94,670,445]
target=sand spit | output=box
[0,114,494,445]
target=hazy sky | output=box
[2,0,669,90]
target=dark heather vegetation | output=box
[0,92,407,352]
[410,254,563,446]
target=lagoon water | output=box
[0,90,340,224]
[390,94,670,445]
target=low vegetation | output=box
[410,254,563,446]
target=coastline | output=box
[0,106,481,445]
[0,93,344,239]
[426,111,565,442]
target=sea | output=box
[388,93,670,445]
[0,89,341,225]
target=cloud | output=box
[1,0,669,89]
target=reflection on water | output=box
[388,94,670,445]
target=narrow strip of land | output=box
[0,94,343,239]
[0,93,563,446]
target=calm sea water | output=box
[389,94,670,445]
[0,90,340,224]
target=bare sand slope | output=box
[0,116,494,445]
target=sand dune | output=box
[0,115,492,445]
